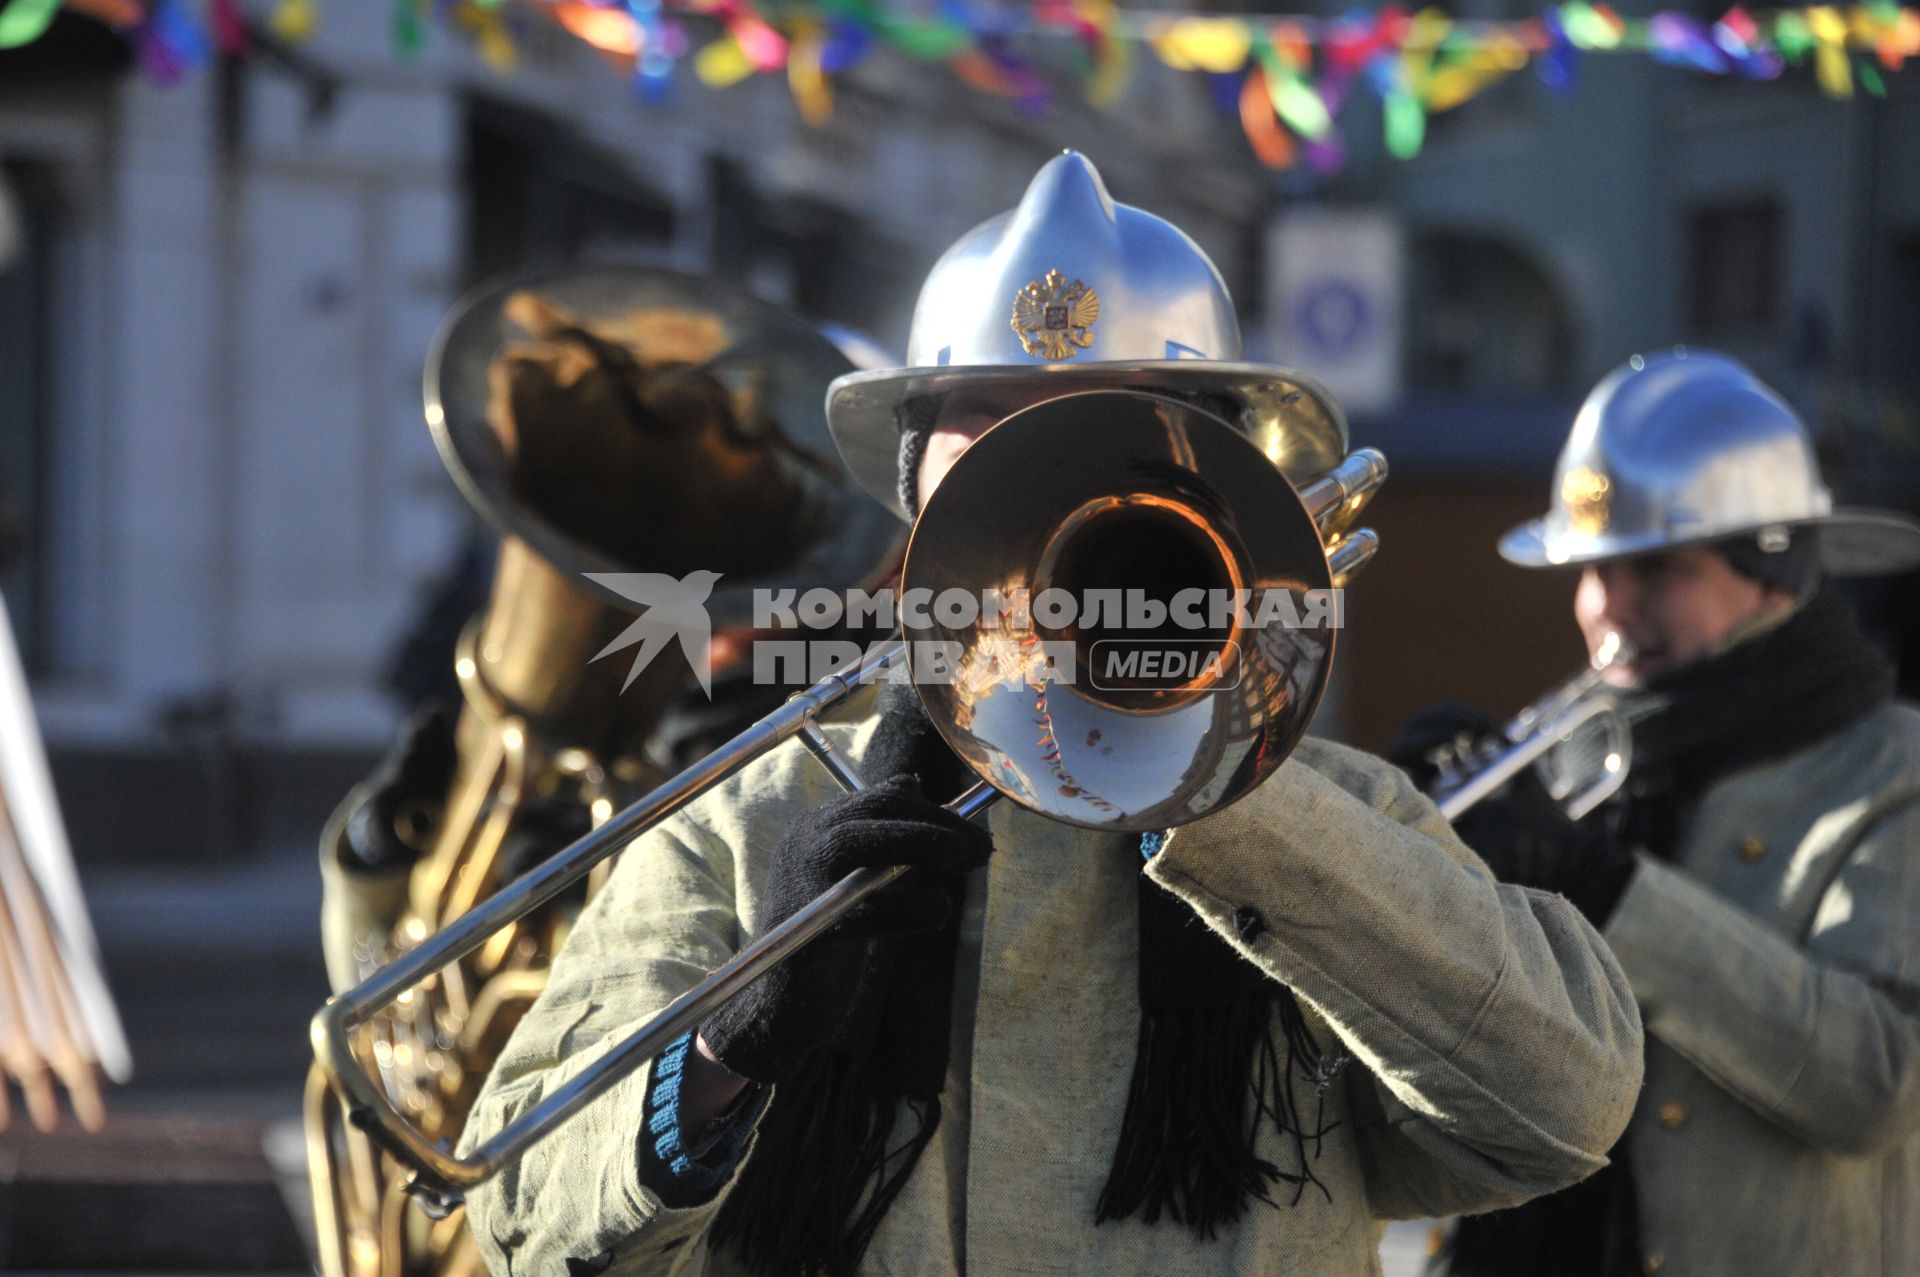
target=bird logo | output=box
[584,570,724,698]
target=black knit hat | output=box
[1712,526,1823,598]
[893,394,946,519]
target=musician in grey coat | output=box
[460,152,1645,1277]
[1428,350,1920,1277]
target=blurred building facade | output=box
[0,0,1916,865]
[1333,49,1920,746]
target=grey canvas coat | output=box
[460,714,1643,1276]
[1600,701,1920,1275]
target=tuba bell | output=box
[303,267,902,1277]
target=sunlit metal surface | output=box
[906,392,1336,831]
[1501,348,1920,574]
[827,151,1348,522]
[1428,634,1635,823]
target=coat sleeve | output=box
[1144,739,1644,1220]
[1601,791,1920,1158]
[458,807,752,1277]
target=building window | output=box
[1408,232,1575,397]
[464,96,676,286]
[1885,234,1920,391]
[1686,202,1781,335]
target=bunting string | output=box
[5,0,1917,169]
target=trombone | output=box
[1426,632,1635,823]
[312,389,1387,1208]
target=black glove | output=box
[344,704,459,873]
[698,775,992,1083]
[1387,703,1501,791]
[1453,770,1637,926]
[1392,704,1636,926]
[497,791,595,883]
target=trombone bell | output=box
[906,391,1343,832]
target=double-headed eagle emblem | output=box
[1011,270,1100,360]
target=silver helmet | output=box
[826,150,1348,522]
[1500,349,1920,575]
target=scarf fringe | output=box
[1095,991,1344,1239]
[711,1051,941,1276]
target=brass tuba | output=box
[304,267,902,1277]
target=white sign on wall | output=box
[1265,208,1405,416]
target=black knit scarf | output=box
[1442,587,1895,1277]
[711,681,1345,1273]
[1606,587,1897,857]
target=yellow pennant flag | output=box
[1151,17,1251,74]
[695,35,756,87]
[270,0,317,44]
[788,20,833,126]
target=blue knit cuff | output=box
[640,1031,757,1205]
[1140,830,1168,861]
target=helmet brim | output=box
[827,362,1349,523]
[1499,508,1920,576]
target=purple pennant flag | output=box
[1649,12,1731,74]
[1712,21,1784,79]
[1318,63,1357,117]
[134,22,186,84]
[977,31,1049,114]
[1305,134,1346,175]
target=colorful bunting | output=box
[12,0,1920,173]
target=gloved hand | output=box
[698,775,992,1083]
[1392,704,1637,926]
[1453,768,1638,926]
[1387,703,1501,791]
[497,792,594,883]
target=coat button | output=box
[1232,905,1267,941]
[1739,834,1767,862]
[1658,1101,1688,1130]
